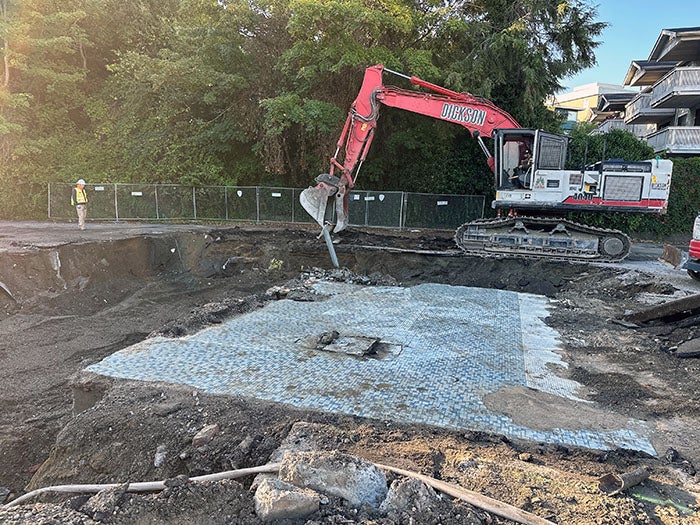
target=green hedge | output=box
[664,157,700,235]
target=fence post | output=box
[114,183,119,222]
[256,187,260,224]
[225,186,229,221]
[192,186,197,220]
[154,185,160,220]
[47,182,51,219]
[365,192,369,226]
[400,192,406,231]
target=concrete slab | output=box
[86,282,655,455]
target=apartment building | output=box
[622,27,700,155]
[549,82,636,133]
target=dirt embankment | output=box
[0,223,699,524]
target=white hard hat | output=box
[77,179,86,185]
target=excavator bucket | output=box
[300,185,335,227]
[300,173,350,232]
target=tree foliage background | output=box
[1,0,696,235]
[1,0,604,184]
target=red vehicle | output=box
[300,65,673,261]
[683,213,700,280]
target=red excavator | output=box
[300,65,673,261]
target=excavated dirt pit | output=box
[0,221,699,524]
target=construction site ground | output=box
[0,220,699,524]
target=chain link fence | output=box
[48,183,485,230]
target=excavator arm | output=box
[300,64,520,232]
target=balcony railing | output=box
[594,118,653,138]
[624,93,675,124]
[650,67,700,109]
[645,126,700,154]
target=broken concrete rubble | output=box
[278,451,388,509]
[82,484,129,522]
[252,421,482,525]
[252,440,484,524]
[254,477,320,522]
[192,423,220,447]
[379,477,440,514]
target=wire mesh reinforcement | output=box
[48,183,485,231]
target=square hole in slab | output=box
[301,331,403,360]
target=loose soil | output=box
[0,221,699,524]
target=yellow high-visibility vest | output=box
[72,187,87,205]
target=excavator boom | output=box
[300,65,519,231]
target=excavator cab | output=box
[494,129,569,192]
[495,129,537,190]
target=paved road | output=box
[603,240,700,294]
[0,220,215,253]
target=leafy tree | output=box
[96,0,313,185]
[0,0,187,182]
[0,0,95,181]
[254,0,430,185]
[430,0,606,128]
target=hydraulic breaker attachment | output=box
[300,173,345,267]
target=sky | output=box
[559,0,696,92]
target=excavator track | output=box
[454,216,631,262]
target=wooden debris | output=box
[658,244,683,268]
[610,318,638,329]
[598,467,650,495]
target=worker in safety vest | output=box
[71,179,88,230]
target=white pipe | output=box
[2,463,281,508]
